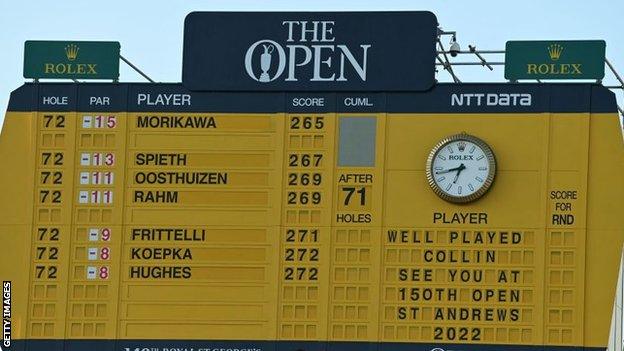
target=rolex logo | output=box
[547,44,563,61]
[458,141,466,152]
[65,44,79,61]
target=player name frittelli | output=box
[130,228,207,241]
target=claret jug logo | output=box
[245,41,286,83]
[43,43,98,76]
[244,20,371,83]
[526,42,582,76]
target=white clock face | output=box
[426,134,496,203]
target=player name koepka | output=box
[130,247,193,260]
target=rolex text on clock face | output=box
[426,134,496,203]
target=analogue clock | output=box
[425,133,496,203]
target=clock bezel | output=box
[425,133,497,203]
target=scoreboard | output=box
[0,82,622,351]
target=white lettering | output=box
[137,94,191,106]
[286,45,313,81]
[299,21,320,42]
[320,21,335,42]
[42,96,68,105]
[282,21,299,42]
[89,96,110,106]
[292,97,325,107]
[344,97,373,107]
[247,19,370,83]
[311,45,335,81]
[451,93,533,107]
[337,44,370,81]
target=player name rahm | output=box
[134,190,178,203]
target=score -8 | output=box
[80,152,115,166]
[82,115,117,129]
[88,228,112,242]
[87,247,110,261]
[86,266,109,280]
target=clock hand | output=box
[453,163,466,184]
[435,165,463,174]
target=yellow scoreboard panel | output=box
[0,83,622,351]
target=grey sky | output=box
[1,0,623,125]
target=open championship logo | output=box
[245,40,286,83]
[243,20,371,84]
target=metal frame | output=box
[435,28,624,118]
[120,54,155,83]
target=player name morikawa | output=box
[136,115,216,129]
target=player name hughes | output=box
[128,247,194,279]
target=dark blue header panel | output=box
[6,83,618,114]
[182,11,438,91]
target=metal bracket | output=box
[120,54,155,83]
